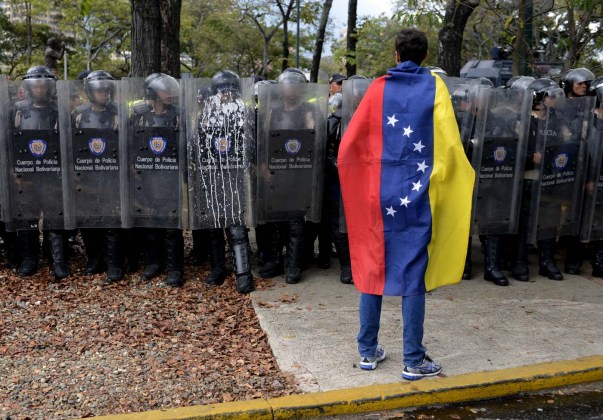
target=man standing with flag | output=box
[338,29,474,380]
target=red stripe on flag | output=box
[339,77,386,295]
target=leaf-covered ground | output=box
[0,241,298,419]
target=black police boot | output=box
[191,229,210,266]
[17,230,39,277]
[106,229,124,284]
[228,227,254,294]
[482,235,508,286]
[592,241,603,278]
[538,239,563,280]
[48,231,69,280]
[165,229,184,287]
[564,237,583,275]
[2,229,20,269]
[463,238,472,280]
[258,224,284,278]
[81,229,104,275]
[511,231,530,281]
[142,229,164,280]
[286,218,304,284]
[205,229,227,286]
[333,230,353,284]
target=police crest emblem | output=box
[554,153,568,170]
[149,136,167,155]
[284,138,301,156]
[28,139,47,157]
[214,136,230,155]
[493,146,507,164]
[88,137,106,156]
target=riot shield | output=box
[0,78,64,231]
[579,113,603,242]
[471,87,531,235]
[527,95,595,243]
[444,77,478,154]
[341,78,372,136]
[122,77,186,229]
[256,82,328,223]
[183,77,256,229]
[58,80,123,229]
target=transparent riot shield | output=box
[121,77,186,229]
[256,82,328,223]
[0,78,64,231]
[471,87,531,235]
[528,95,594,243]
[444,77,478,154]
[579,113,603,242]
[341,78,372,136]
[58,80,123,229]
[183,77,256,229]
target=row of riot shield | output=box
[442,75,599,243]
[0,75,329,231]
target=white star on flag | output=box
[416,161,429,173]
[385,206,397,217]
[412,180,423,192]
[403,125,414,138]
[400,196,411,207]
[387,114,399,127]
[413,141,425,153]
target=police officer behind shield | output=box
[257,68,315,284]
[72,70,124,282]
[13,66,67,278]
[558,68,596,275]
[195,71,254,293]
[131,73,184,287]
[510,78,564,281]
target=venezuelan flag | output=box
[338,61,475,297]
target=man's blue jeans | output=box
[357,293,426,367]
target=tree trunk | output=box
[345,0,357,77]
[512,0,525,76]
[26,1,32,66]
[437,0,479,77]
[310,0,333,83]
[282,19,289,71]
[160,0,182,77]
[130,0,162,77]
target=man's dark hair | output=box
[395,28,428,65]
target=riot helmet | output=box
[588,76,603,102]
[84,70,116,106]
[211,70,241,96]
[22,65,56,103]
[560,68,595,97]
[505,76,521,89]
[529,78,563,105]
[348,75,367,80]
[278,68,306,106]
[508,76,535,91]
[278,67,308,84]
[253,79,276,104]
[143,72,180,105]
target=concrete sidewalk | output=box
[98,255,603,419]
[250,257,603,393]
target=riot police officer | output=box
[194,70,254,293]
[510,78,564,281]
[131,73,184,287]
[71,70,124,282]
[558,68,596,274]
[13,66,67,278]
[257,68,317,284]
